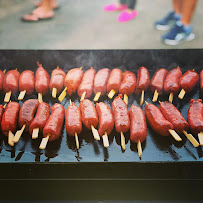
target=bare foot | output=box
[35,0,59,9]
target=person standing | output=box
[104,0,137,23]
[155,0,198,45]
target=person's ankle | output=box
[126,9,134,13]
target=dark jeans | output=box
[120,0,136,9]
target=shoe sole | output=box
[163,33,195,46]
[155,24,170,31]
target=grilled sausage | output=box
[94,68,110,95]
[29,102,50,135]
[18,99,39,131]
[150,68,168,94]
[43,103,65,142]
[0,105,4,128]
[188,99,203,135]
[129,105,147,143]
[164,67,182,95]
[49,67,66,93]
[65,102,82,136]
[35,62,50,95]
[64,68,83,96]
[79,99,98,129]
[145,103,173,136]
[107,68,123,94]
[0,70,4,92]
[159,101,189,134]
[78,67,96,99]
[179,70,199,93]
[200,70,203,93]
[96,102,114,137]
[119,71,136,96]
[112,94,130,133]
[3,69,20,93]
[19,70,35,95]
[1,102,20,136]
[135,66,150,94]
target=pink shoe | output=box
[117,10,138,22]
[103,3,128,12]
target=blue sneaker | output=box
[162,21,195,45]
[155,10,181,31]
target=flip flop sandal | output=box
[21,13,53,22]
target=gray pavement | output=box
[0,0,202,49]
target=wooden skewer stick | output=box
[3,69,6,73]
[137,140,142,158]
[58,87,67,102]
[102,132,109,148]
[168,129,182,141]
[169,92,173,103]
[152,90,159,102]
[4,91,11,103]
[69,99,72,105]
[120,131,126,151]
[3,103,7,109]
[38,93,43,103]
[108,89,116,99]
[140,90,144,105]
[94,92,101,102]
[183,130,199,147]
[13,124,26,143]
[80,67,83,70]
[123,94,128,105]
[18,90,26,100]
[39,135,50,149]
[32,128,39,139]
[75,132,79,149]
[178,89,186,99]
[52,88,57,98]
[8,131,14,146]
[198,132,203,146]
[145,101,148,105]
[91,125,100,140]
[80,91,86,102]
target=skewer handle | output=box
[18,90,26,100]
[58,87,67,102]
[108,89,115,99]
[168,129,182,141]
[178,89,186,99]
[3,69,6,73]
[13,124,26,143]
[183,130,199,147]
[91,125,100,140]
[80,91,86,102]
[52,88,57,98]
[137,140,142,158]
[75,132,79,149]
[32,128,39,139]
[152,90,159,102]
[169,92,173,103]
[94,92,101,102]
[4,91,11,103]
[123,94,128,105]
[102,132,109,148]
[38,93,43,103]
[140,90,144,105]
[198,132,203,146]
[39,135,50,149]
[120,131,126,151]
[69,99,72,105]
[8,131,14,146]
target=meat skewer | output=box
[35,62,50,103]
[96,102,114,148]
[164,66,182,103]
[65,100,82,149]
[58,67,83,102]
[200,70,203,93]
[159,101,198,147]
[119,71,136,104]
[150,68,168,102]
[39,103,65,149]
[49,66,66,98]
[107,68,123,99]
[188,99,203,146]
[78,67,96,101]
[1,102,20,146]
[18,70,35,100]
[29,102,50,139]
[93,68,111,102]
[129,105,147,158]
[0,69,6,92]
[135,66,150,105]
[79,99,100,140]
[145,102,182,141]
[112,94,130,150]
[178,70,199,99]
[3,69,20,102]
[13,99,39,143]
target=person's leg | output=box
[173,0,183,15]
[127,0,136,12]
[162,0,198,45]
[35,0,58,9]
[103,0,128,12]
